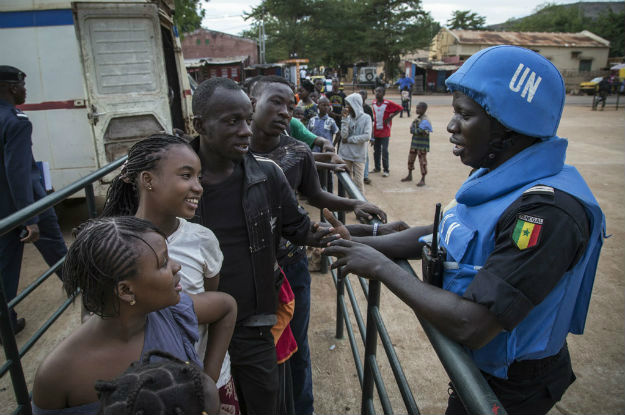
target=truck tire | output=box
[366,73,374,81]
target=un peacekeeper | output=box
[323,46,605,414]
[0,66,68,334]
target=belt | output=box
[507,343,569,380]
[237,313,278,327]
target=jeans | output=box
[364,149,370,179]
[373,136,390,173]
[283,256,314,414]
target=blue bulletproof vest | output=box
[438,137,605,378]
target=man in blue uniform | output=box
[324,46,605,414]
[0,66,68,333]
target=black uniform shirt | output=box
[463,187,590,331]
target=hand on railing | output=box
[353,201,387,223]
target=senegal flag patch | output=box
[512,214,543,250]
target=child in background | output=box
[96,350,220,415]
[400,86,411,118]
[100,134,240,413]
[339,93,372,194]
[371,86,402,177]
[308,96,338,152]
[401,102,433,187]
[293,106,306,122]
[296,79,318,123]
[358,90,374,185]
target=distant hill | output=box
[486,1,624,56]
[488,1,625,31]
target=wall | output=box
[182,29,258,64]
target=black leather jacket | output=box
[192,138,311,318]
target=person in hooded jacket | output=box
[338,93,372,195]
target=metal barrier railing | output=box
[0,156,127,415]
[320,169,507,415]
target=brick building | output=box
[181,28,258,65]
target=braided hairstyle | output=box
[63,216,165,317]
[95,350,218,415]
[101,134,192,217]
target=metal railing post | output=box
[361,279,381,414]
[337,179,346,224]
[0,284,32,415]
[335,272,345,339]
[317,168,329,274]
[84,183,98,218]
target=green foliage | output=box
[174,0,207,37]
[505,2,589,32]
[500,2,624,57]
[243,0,439,75]
[446,10,486,30]
[590,8,624,57]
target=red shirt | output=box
[372,99,402,138]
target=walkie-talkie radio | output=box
[421,203,446,288]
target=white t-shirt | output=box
[167,218,230,388]
[167,218,223,294]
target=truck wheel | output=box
[366,73,374,81]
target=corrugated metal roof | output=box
[451,30,608,48]
[185,56,248,68]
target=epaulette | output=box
[522,185,554,196]
[12,108,29,120]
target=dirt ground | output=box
[1,94,623,414]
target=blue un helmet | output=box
[445,45,565,139]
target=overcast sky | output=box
[201,0,620,36]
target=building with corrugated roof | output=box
[430,28,610,73]
[181,28,258,65]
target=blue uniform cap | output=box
[0,66,26,83]
[445,45,565,139]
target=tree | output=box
[173,0,208,37]
[505,3,588,33]
[243,0,439,77]
[447,10,486,30]
[503,3,624,57]
[356,0,440,79]
[590,8,624,57]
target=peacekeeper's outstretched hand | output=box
[323,239,392,280]
[305,220,341,247]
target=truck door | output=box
[72,2,172,167]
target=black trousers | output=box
[445,344,576,415]
[0,207,67,325]
[229,325,279,415]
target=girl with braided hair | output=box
[31,217,236,414]
[101,134,239,413]
[96,350,220,415]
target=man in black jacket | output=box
[191,77,337,415]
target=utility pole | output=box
[258,20,266,64]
